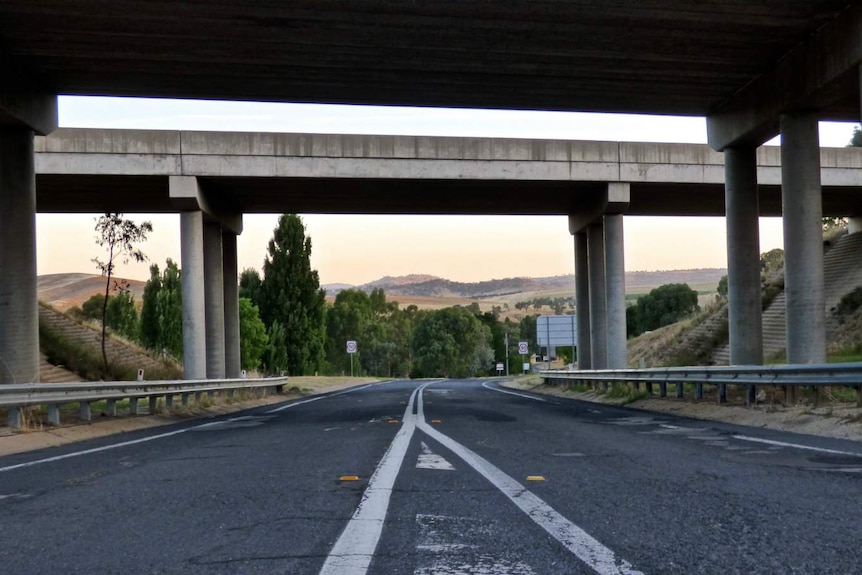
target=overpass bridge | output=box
[2,2,862,390]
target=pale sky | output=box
[36,96,858,286]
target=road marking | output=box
[0,382,381,474]
[732,435,862,457]
[318,383,431,575]
[481,381,548,402]
[417,442,455,471]
[267,383,374,413]
[417,388,644,575]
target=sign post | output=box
[346,340,358,376]
[518,341,529,374]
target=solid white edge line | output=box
[418,386,644,575]
[0,381,384,474]
[481,381,548,402]
[732,435,862,457]
[267,382,376,413]
[318,382,431,575]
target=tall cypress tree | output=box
[139,263,162,349]
[259,214,326,375]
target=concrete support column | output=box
[587,222,608,370]
[0,127,38,384]
[180,211,206,380]
[780,113,825,378]
[725,146,763,404]
[604,214,627,369]
[204,222,226,379]
[222,229,241,378]
[725,146,764,360]
[574,231,591,370]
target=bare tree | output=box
[92,213,152,370]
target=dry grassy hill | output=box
[38,273,146,311]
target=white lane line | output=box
[481,381,548,402]
[267,383,374,413]
[318,382,432,575]
[417,441,455,471]
[732,435,862,457]
[0,426,192,474]
[417,388,644,575]
[0,382,383,474]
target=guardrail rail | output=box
[540,363,862,406]
[1,376,289,429]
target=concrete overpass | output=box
[3,2,862,392]
[33,129,862,217]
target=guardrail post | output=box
[718,384,727,404]
[47,404,60,426]
[149,396,158,414]
[79,401,91,421]
[746,385,755,405]
[194,391,202,403]
[182,393,190,406]
[856,386,862,408]
[695,383,703,400]
[207,391,215,399]
[165,395,174,409]
[7,407,22,429]
[129,397,139,415]
[676,382,684,399]
[659,382,667,398]
[106,399,117,417]
[645,382,653,395]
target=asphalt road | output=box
[2,379,862,574]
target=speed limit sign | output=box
[346,340,358,354]
[518,341,529,354]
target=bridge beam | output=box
[180,210,207,380]
[781,113,826,376]
[0,127,39,384]
[605,214,627,369]
[725,146,763,368]
[572,230,591,370]
[587,222,608,370]
[204,222,226,379]
[223,229,241,379]
[707,3,862,150]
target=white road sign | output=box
[518,341,529,354]
[346,340,358,354]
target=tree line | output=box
[73,214,541,378]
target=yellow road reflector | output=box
[340,475,360,481]
[431,419,442,424]
[526,476,546,482]
[389,419,399,424]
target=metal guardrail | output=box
[2,376,289,428]
[540,363,862,405]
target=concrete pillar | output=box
[203,222,226,379]
[574,231,592,369]
[180,211,207,380]
[587,222,608,370]
[604,214,627,369]
[780,112,825,371]
[0,127,39,384]
[725,146,764,370]
[222,230,241,378]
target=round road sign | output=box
[518,341,529,354]
[346,340,358,354]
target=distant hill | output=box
[38,273,146,311]
[324,269,726,299]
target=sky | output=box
[36,96,859,286]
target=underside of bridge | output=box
[2,1,862,387]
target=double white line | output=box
[319,382,644,575]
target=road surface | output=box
[2,379,861,574]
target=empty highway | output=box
[1,379,860,574]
